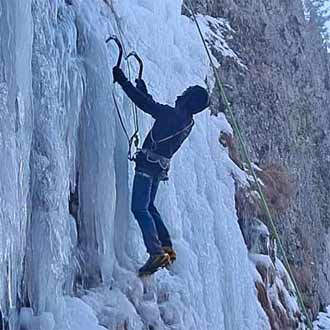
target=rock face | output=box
[187,0,330,317]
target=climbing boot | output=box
[163,246,176,264]
[138,253,170,276]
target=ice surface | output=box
[301,0,311,21]
[314,306,330,330]
[0,1,33,327]
[301,0,330,52]
[0,0,271,329]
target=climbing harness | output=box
[139,149,171,171]
[150,120,194,151]
[184,1,313,328]
[134,120,194,181]
[106,35,141,161]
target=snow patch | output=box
[314,306,330,330]
[197,15,248,70]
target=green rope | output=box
[184,1,313,329]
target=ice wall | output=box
[0,0,270,329]
[0,0,33,326]
[314,306,330,329]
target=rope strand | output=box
[108,3,140,159]
[109,3,140,134]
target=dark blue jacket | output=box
[119,80,209,178]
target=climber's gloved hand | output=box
[135,78,148,94]
[112,66,127,85]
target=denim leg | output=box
[131,173,163,255]
[149,177,172,248]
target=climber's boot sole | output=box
[138,254,171,277]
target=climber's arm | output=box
[113,66,162,119]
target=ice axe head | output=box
[125,51,144,80]
[106,35,123,67]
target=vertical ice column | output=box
[0,0,33,326]
[26,0,81,314]
[73,6,118,287]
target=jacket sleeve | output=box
[120,80,163,119]
[135,79,155,102]
[135,79,148,94]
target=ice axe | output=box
[125,51,144,80]
[106,35,123,69]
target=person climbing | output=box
[112,66,210,276]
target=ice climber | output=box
[113,66,210,276]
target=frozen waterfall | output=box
[0,0,269,329]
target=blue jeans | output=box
[131,172,172,255]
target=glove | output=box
[112,66,127,84]
[135,78,148,94]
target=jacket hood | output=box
[176,85,210,115]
